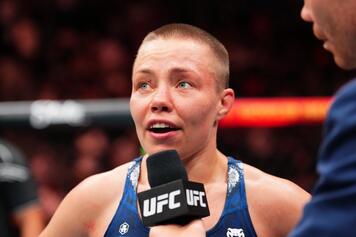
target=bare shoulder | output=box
[40,162,134,237]
[243,164,310,237]
[243,164,310,204]
[74,162,132,205]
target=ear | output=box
[216,88,235,121]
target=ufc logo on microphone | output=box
[186,189,207,207]
[142,190,181,217]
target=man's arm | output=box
[39,181,93,237]
[288,80,356,237]
[149,220,206,237]
[13,204,44,237]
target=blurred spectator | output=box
[0,58,35,100]
[0,0,18,25]
[10,19,40,59]
[74,128,109,160]
[30,144,67,222]
[107,131,140,168]
[72,128,109,183]
[37,185,64,224]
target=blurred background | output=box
[1,0,355,223]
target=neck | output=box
[183,149,227,184]
[139,132,228,186]
[139,149,227,187]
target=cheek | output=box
[316,3,340,35]
[179,98,218,126]
[129,97,144,125]
[130,99,146,146]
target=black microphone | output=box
[137,150,210,226]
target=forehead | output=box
[138,38,211,57]
[133,38,215,73]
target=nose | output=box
[150,85,172,113]
[301,2,312,22]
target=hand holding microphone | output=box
[138,150,210,227]
[149,220,206,237]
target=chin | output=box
[334,56,356,70]
[145,146,179,155]
[332,48,356,70]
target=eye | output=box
[138,82,150,90]
[177,81,191,89]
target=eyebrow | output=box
[170,68,200,80]
[135,69,154,75]
[170,68,193,74]
[136,67,193,75]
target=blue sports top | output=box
[104,156,257,237]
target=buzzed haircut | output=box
[137,23,230,90]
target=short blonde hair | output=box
[136,23,229,90]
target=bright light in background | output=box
[220,97,332,127]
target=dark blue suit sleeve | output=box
[289,79,356,237]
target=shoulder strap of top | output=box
[225,157,248,211]
[120,156,142,204]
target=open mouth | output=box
[148,123,180,134]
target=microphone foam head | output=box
[146,150,188,187]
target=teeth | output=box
[150,123,172,129]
